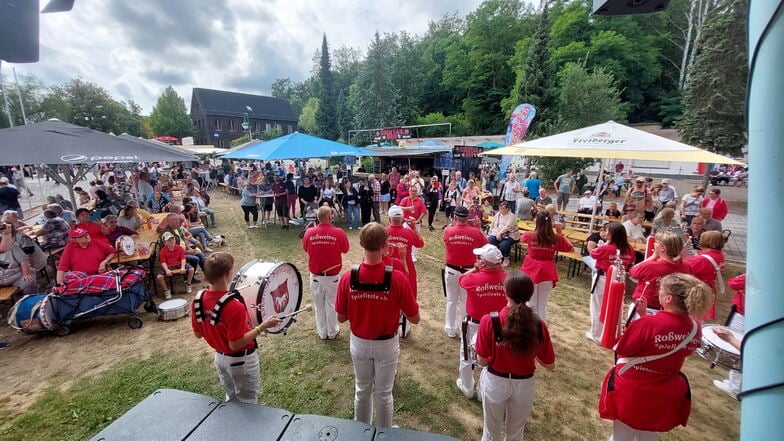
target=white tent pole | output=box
[588,159,605,234]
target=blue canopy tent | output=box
[219,132,371,160]
[476,141,503,149]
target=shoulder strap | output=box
[490,311,502,342]
[700,254,725,294]
[192,289,207,323]
[349,264,393,292]
[616,319,698,375]
[208,290,245,326]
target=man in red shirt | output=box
[399,186,426,262]
[191,252,281,404]
[442,206,487,338]
[156,232,195,299]
[74,208,111,246]
[55,227,116,287]
[456,244,508,399]
[302,206,350,340]
[336,222,420,427]
[386,206,424,299]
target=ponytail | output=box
[501,271,539,354]
[660,273,712,317]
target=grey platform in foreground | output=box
[89,389,459,441]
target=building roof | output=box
[192,88,298,122]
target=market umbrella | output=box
[219,132,371,160]
[0,119,198,206]
[476,141,504,149]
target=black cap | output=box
[454,206,469,217]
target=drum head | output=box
[231,260,303,334]
[702,325,741,355]
[159,299,188,310]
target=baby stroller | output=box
[8,266,155,336]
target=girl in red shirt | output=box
[520,212,573,321]
[600,273,712,440]
[588,223,636,343]
[629,232,691,310]
[476,270,555,441]
[686,230,726,319]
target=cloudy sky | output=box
[12,0,484,114]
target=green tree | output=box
[555,62,627,131]
[418,13,465,116]
[147,86,195,138]
[0,72,48,128]
[352,32,402,130]
[415,112,472,137]
[315,35,339,140]
[678,0,747,156]
[505,4,556,137]
[271,78,314,117]
[299,97,319,134]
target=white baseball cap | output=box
[388,206,404,217]
[473,244,503,264]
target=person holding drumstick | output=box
[629,232,692,311]
[599,273,712,440]
[475,270,555,441]
[335,223,420,427]
[191,252,281,404]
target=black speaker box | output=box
[0,0,40,63]
[187,401,292,440]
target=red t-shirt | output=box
[335,261,419,340]
[460,268,508,320]
[629,259,692,309]
[520,233,573,285]
[600,311,701,431]
[685,249,725,291]
[729,274,746,315]
[443,223,488,267]
[302,224,350,274]
[191,289,255,354]
[159,244,186,268]
[399,196,426,222]
[57,240,116,274]
[475,306,555,376]
[382,254,406,274]
[387,224,424,296]
[590,243,637,273]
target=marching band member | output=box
[685,230,725,320]
[629,232,692,310]
[303,206,350,340]
[336,223,420,427]
[191,252,281,404]
[599,273,711,440]
[399,186,426,262]
[587,223,636,343]
[456,244,508,400]
[386,205,424,299]
[519,211,574,321]
[476,270,555,441]
[443,206,488,338]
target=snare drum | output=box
[230,260,303,334]
[696,324,742,371]
[158,298,189,321]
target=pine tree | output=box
[678,0,747,156]
[315,35,339,140]
[148,86,194,138]
[352,32,402,131]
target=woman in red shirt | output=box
[520,211,573,321]
[701,187,728,221]
[588,223,636,343]
[475,270,555,441]
[599,273,712,440]
[686,230,726,320]
[629,232,691,310]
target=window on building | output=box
[215,119,222,130]
[265,122,271,131]
[229,119,236,131]
[218,139,225,148]
[255,122,261,132]
[288,124,293,134]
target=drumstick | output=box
[276,304,313,319]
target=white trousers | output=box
[589,273,606,342]
[458,320,479,397]
[310,274,341,339]
[609,420,659,441]
[526,281,553,322]
[479,368,536,441]
[727,311,745,393]
[443,266,468,336]
[214,351,260,404]
[350,333,400,427]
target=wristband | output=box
[255,325,264,335]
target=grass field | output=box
[0,191,742,440]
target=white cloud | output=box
[11,0,483,113]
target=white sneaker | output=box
[713,379,738,400]
[247,225,253,229]
[205,247,214,252]
[163,290,172,300]
[186,284,192,294]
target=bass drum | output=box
[230,260,303,334]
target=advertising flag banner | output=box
[500,104,536,178]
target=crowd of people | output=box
[1,159,744,440]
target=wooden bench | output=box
[0,286,22,303]
[218,183,240,195]
[557,251,587,279]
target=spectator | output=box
[515,188,535,220]
[624,177,652,220]
[658,179,678,207]
[147,190,171,214]
[702,187,728,221]
[651,208,683,237]
[47,203,76,226]
[486,201,520,267]
[0,177,23,219]
[183,204,214,251]
[604,201,622,219]
[500,174,522,212]
[623,211,646,244]
[524,172,541,200]
[553,170,576,211]
[56,228,116,285]
[0,224,39,295]
[103,214,139,244]
[534,188,552,209]
[680,186,705,225]
[341,180,360,230]
[36,209,70,250]
[156,232,195,298]
[118,202,145,230]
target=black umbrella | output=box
[0,119,198,207]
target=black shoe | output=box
[0,342,7,349]
[191,277,201,284]
[428,225,435,231]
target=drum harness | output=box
[349,264,397,340]
[193,289,258,355]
